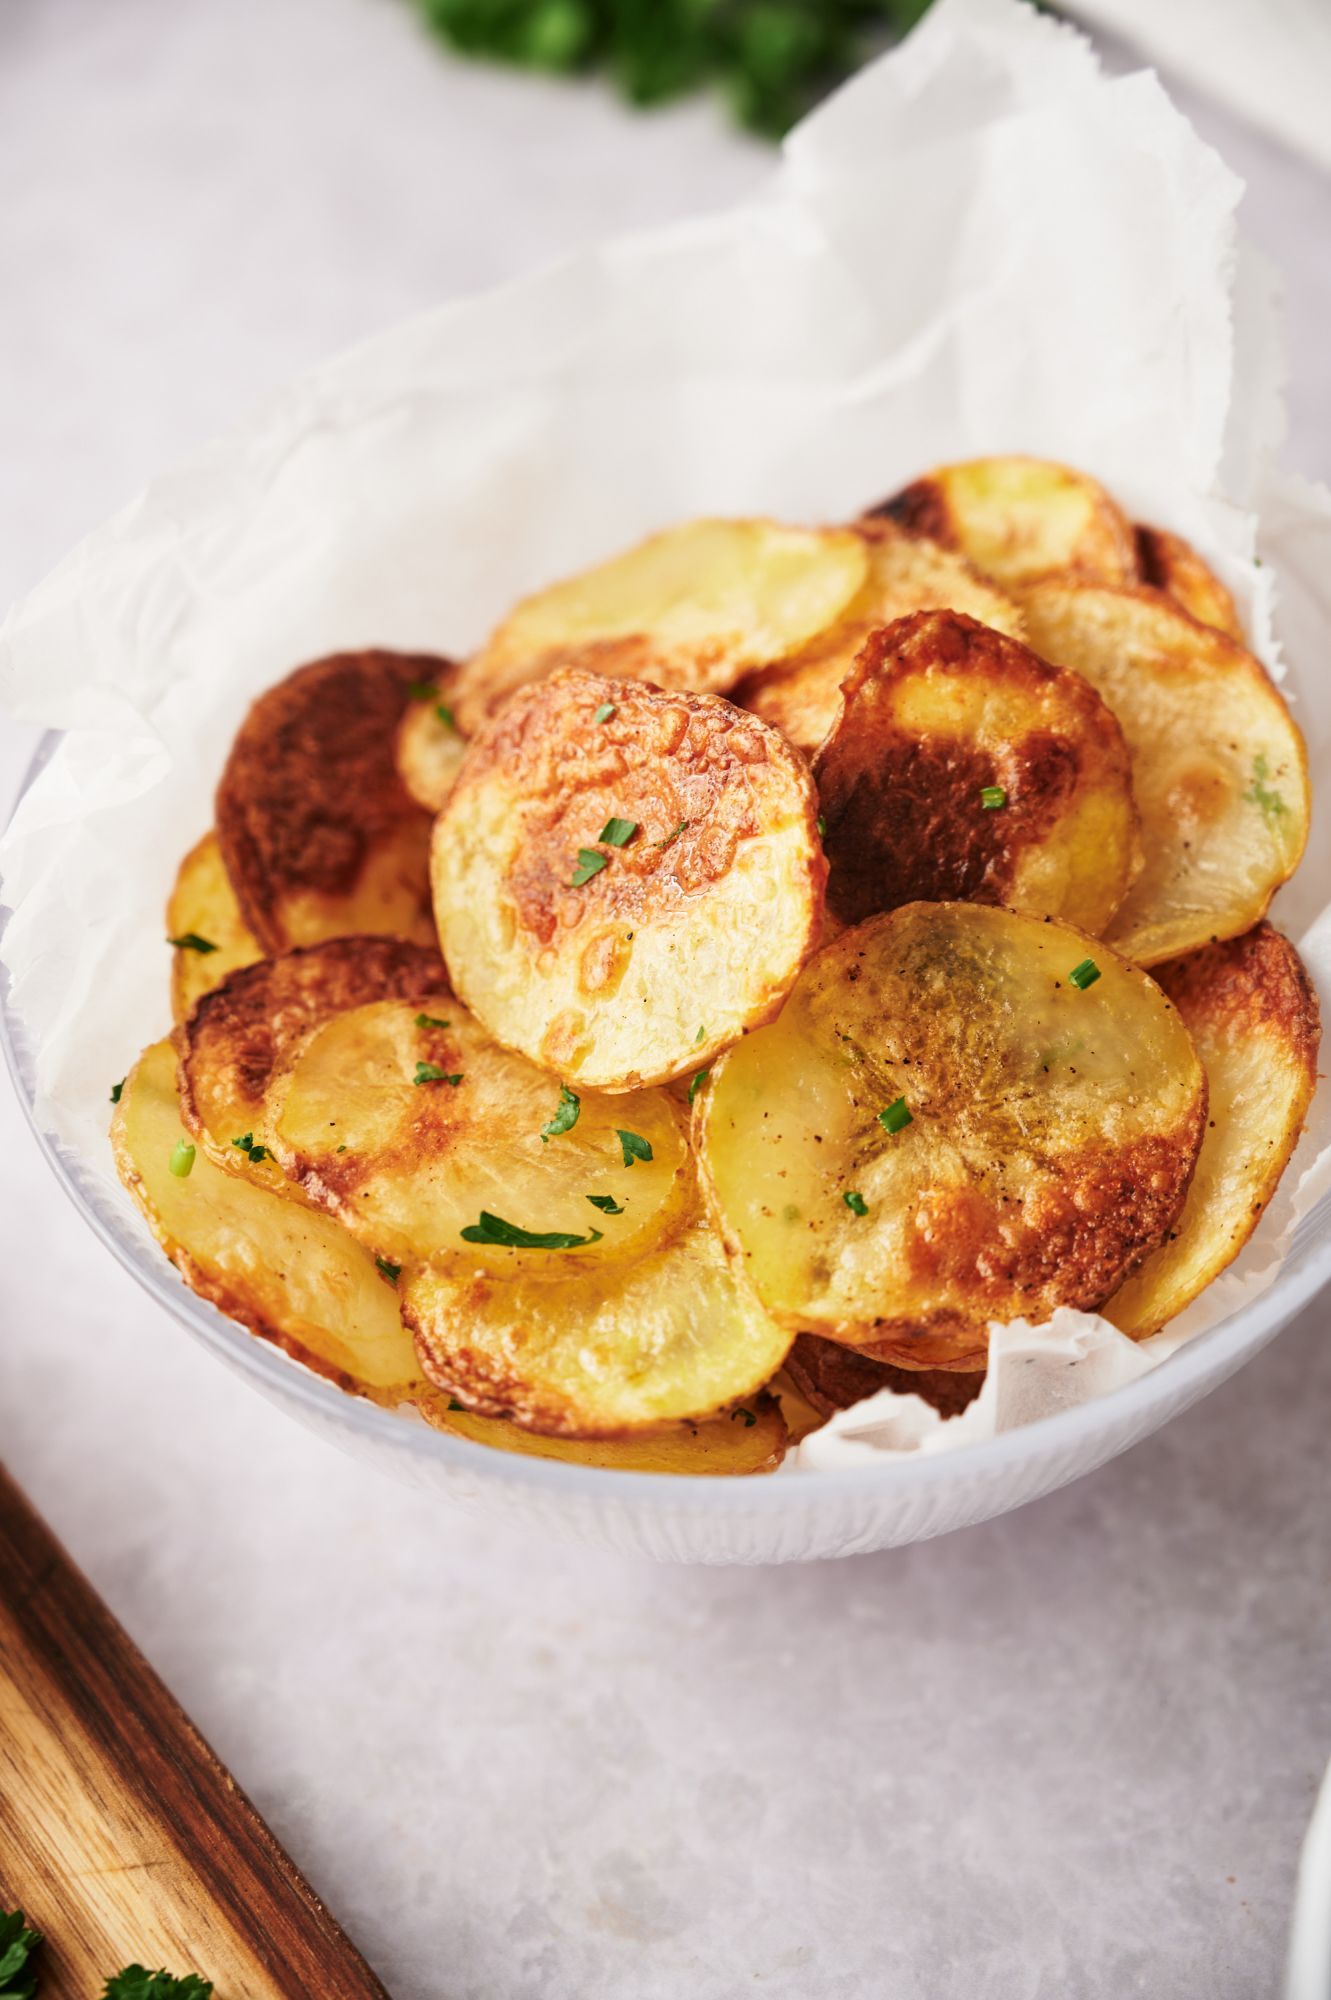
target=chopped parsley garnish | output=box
[593,701,617,724]
[102,1969,214,2000]
[415,1061,463,1085]
[0,1909,42,1998]
[730,1407,758,1428]
[460,1211,603,1249]
[655,820,688,848]
[110,1078,125,1104]
[1245,752,1288,822]
[843,1190,868,1216]
[980,785,1007,810]
[435,701,457,730]
[695,1024,706,1043]
[415,1012,451,1029]
[1068,959,1101,991]
[448,1397,465,1411]
[167,932,217,954]
[616,1129,653,1166]
[407,679,437,700]
[375,1256,401,1283]
[168,1140,196,1178]
[540,1084,581,1142]
[571,847,609,886]
[687,1068,710,1104]
[599,816,638,847]
[877,1098,912,1136]
[231,1132,271,1164]
[816,813,827,838]
[587,1193,625,1214]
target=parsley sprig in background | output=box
[412,0,934,135]
[0,1912,211,2000]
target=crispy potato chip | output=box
[394,664,469,813]
[112,1040,424,1403]
[784,1333,985,1420]
[696,903,1207,1369]
[1135,525,1243,641]
[734,519,1026,754]
[271,996,691,1265]
[216,650,441,953]
[1105,922,1320,1337]
[177,937,448,1192]
[1021,583,1310,964]
[403,1212,793,1436]
[434,1394,787,1474]
[455,518,868,728]
[167,832,261,1023]
[431,666,826,1089]
[866,456,1138,590]
[814,610,1139,935]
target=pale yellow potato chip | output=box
[1134,525,1243,641]
[433,1395,787,1474]
[167,832,261,1024]
[866,455,1138,589]
[395,667,469,813]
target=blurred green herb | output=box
[103,1971,213,2000]
[412,0,934,137]
[0,1910,41,2000]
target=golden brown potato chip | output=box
[433,1394,787,1474]
[394,663,469,812]
[696,903,1207,1369]
[1105,922,1320,1337]
[455,518,868,728]
[734,519,1026,754]
[784,1333,985,1419]
[1135,525,1243,642]
[813,610,1140,935]
[113,1039,425,1403]
[271,996,691,1266]
[215,650,441,953]
[431,666,826,1089]
[403,1212,793,1437]
[866,456,1138,590]
[1021,583,1310,965]
[167,831,261,1023]
[177,937,448,1192]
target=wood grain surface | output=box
[0,1462,390,1998]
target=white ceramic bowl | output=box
[5,732,1329,1565]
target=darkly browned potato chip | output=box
[866,456,1138,590]
[1134,526,1243,642]
[784,1333,984,1419]
[177,936,448,1188]
[813,611,1140,935]
[216,650,442,953]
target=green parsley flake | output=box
[816,813,827,838]
[168,1140,196,1178]
[448,1398,465,1411]
[695,1024,706,1044]
[730,1408,758,1428]
[593,701,617,724]
[415,1061,463,1085]
[415,1012,451,1029]
[655,820,688,848]
[878,1098,912,1136]
[435,701,457,731]
[540,1084,581,1142]
[843,1190,868,1216]
[102,1968,214,2000]
[687,1068,710,1105]
[1245,752,1288,823]
[571,847,609,886]
[1068,959,1101,990]
[375,1256,401,1284]
[231,1132,271,1164]
[980,785,1007,810]
[460,1211,604,1250]
[616,1129,653,1166]
[407,679,436,700]
[110,1078,125,1105]
[587,1193,625,1214]
[167,932,217,954]
[599,816,638,847]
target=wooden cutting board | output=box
[0,1463,391,1998]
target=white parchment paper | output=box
[3,0,1330,1467]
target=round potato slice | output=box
[734,519,1026,754]
[865,456,1138,590]
[216,649,442,953]
[167,831,261,1024]
[112,1040,424,1404]
[1021,583,1310,965]
[814,610,1139,935]
[784,1332,984,1420]
[403,1213,793,1437]
[177,937,448,1192]
[271,996,691,1266]
[454,517,868,728]
[1105,922,1320,1338]
[431,666,826,1089]
[394,663,469,813]
[696,903,1207,1369]
[1134,525,1243,642]
[434,1394,787,1474]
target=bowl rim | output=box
[5,728,1329,1510]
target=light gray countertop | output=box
[2,3,1329,1994]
